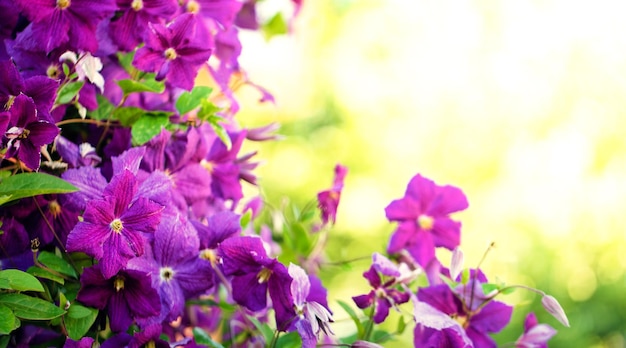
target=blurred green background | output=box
[229,0,626,346]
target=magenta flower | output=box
[65,170,164,278]
[385,174,468,267]
[109,0,178,51]
[133,13,212,90]
[317,164,348,226]
[515,313,556,348]
[3,94,59,170]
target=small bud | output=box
[541,295,570,327]
[450,247,464,281]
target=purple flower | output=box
[515,313,556,348]
[385,174,468,267]
[416,274,513,348]
[13,0,117,53]
[109,0,178,51]
[412,300,473,348]
[65,170,164,278]
[4,94,59,170]
[128,212,216,322]
[133,13,212,90]
[288,263,334,347]
[317,164,348,226]
[76,264,161,332]
[218,236,294,330]
[352,253,411,324]
[63,337,95,348]
[182,0,243,29]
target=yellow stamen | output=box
[110,218,123,234]
[186,0,200,14]
[160,266,175,281]
[48,200,62,218]
[417,214,434,230]
[164,47,178,60]
[57,0,71,9]
[200,159,214,173]
[257,268,272,284]
[131,0,143,11]
[46,65,61,79]
[200,249,217,266]
[114,276,125,292]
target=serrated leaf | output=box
[64,303,98,340]
[56,81,85,105]
[0,293,65,320]
[176,86,213,115]
[246,315,274,344]
[0,173,78,206]
[27,266,65,285]
[113,106,144,127]
[89,94,115,121]
[117,78,165,95]
[193,327,224,348]
[38,251,77,278]
[275,331,302,348]
[0,304,19,335]
[0,269,44,292]
[337,300,364,337]
[131,113,169,145]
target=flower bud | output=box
[541,295,570,327]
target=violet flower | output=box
[65,170,164,278]
[385,174,468,267]
[109,0,178,52]
[133,13,212,90]
[218,236,294,330]
[4,94,59,171]
[76,264,161,332]
[352,253,411,324]
[515,312,557,348]
[317,164,348,226]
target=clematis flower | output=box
[515,312,556,348]
[4,94,59,171]
[352,253,411,324]
[109,0,178,52]
[0,60,58,122]
[385,174,468,267]
[218,236,294,330]
[133,13,212,90]
[76,264,161,332]
[65,170,164,278]
[317,164,348,226]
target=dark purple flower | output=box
[133,13,212,90]
[191,210,240,260]
[25,194,79,248]
[63,336,95,348]
[65,170,164,278]
[317,164,348,226]
[515,313,556,348]
[109,0,178,51]
[218,236,294,330]
[128,212,215,322]
[55,136,101,168]
[385,174,468,267]
[4,94,59,170]
[416,275,513,348]
[352,253,411,324]
[77,265,161,332]
[412,300,473,348]
[182,0,243,29]
[0,60,58,121]
[12,0,117,53]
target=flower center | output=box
[131,0,143,11]
[200,159,214,173]
[164,47,178,60]
[46,64,61,79]
[6,126,27,141]
[257,268,272,284]
[417,214,434,230]
[186,0,200,13]
[56,0,71,9]
[110,218,124,234]
[48,200,62,218]
[145,341,156,348]
[453,314,470,329]
[160,266,175,281]
[113,275,125,292]
[200,248,217,265]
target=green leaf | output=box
[176,86,213,115]
[117,77,165,95]
[290,223,311,254]
[0,304,20,335]
[262,13,288,41]
[240,210,252,229]
[38,251,77,278]
[337,300,364,337]
[208,115,231,150]
[113,106,144,127]
[0,269,44,292]
[481,283,499,295]
[0,334,11,348]
[192,327,224,348]
[0,293,65,320]
[0,173,78,206]
[275,331,302,348]
[27,266,65,285]
[460,268,470,285]
[396,315,407,334]
[64,303,98,340]
[89,94,116,121]
[500,287,516,295]
[246,315,274,344]
[117,51,136,72]
[131,113,170,145]
[196,99,221,122]
[55,81,85,105]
